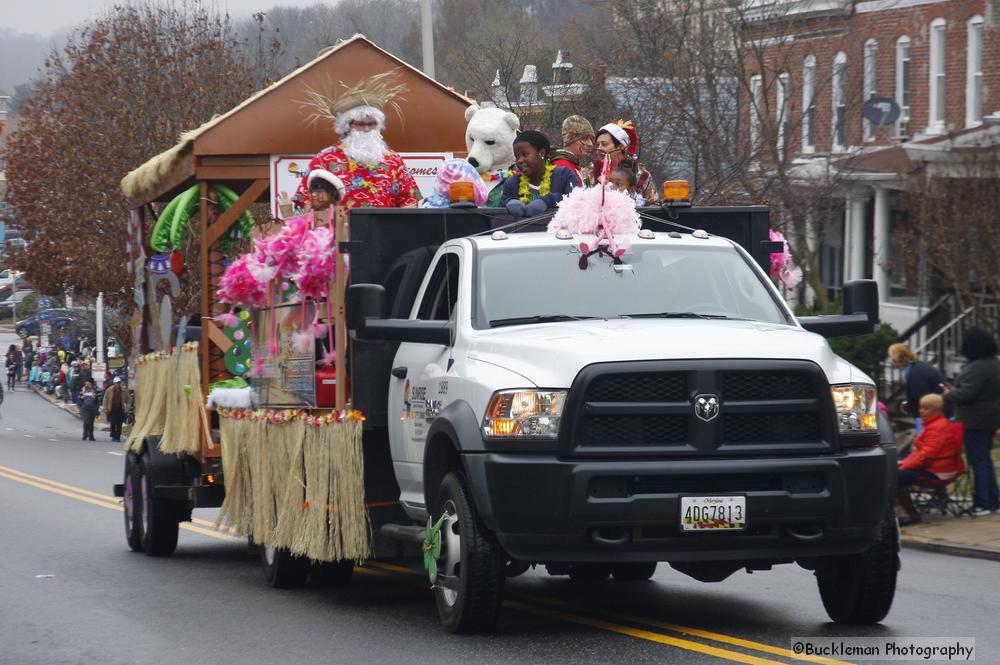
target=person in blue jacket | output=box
[501,130,577,218]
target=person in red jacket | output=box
[896,394,965,524]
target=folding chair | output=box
[911,471,973,518]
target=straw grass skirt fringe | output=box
[216,412,369,563]
[125,343,203,456]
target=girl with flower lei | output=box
[499,130,578,218]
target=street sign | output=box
[37,297,54,310]
[862,96,901,126]
[91,361,107,384]
[108,357,125,369]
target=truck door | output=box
[388,248,461,515]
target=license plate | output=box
[680,496,746,531]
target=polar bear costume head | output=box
[464,105,520,175]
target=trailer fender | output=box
[143,436,188,490]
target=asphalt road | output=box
[1,382,998,665]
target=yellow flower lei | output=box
[519,163,556,203]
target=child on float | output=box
[500,130,577,218]
[609,159,646,208]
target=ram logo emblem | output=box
[694,394,720,422]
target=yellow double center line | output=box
[0,463,240,541]
[0,462,853,665]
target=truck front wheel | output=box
[434,471,505,633]
[816,510,899,624]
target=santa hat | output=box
[307,169,347,200]
[598,119,639,158]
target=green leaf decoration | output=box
[422,513,446,584]
[183,384,192,397]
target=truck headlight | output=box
[482,389,567,438]
[831,383,878,433]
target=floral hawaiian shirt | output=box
[296,143,420,209]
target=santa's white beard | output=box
[341,130,389,167]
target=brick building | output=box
[742,0,999,330]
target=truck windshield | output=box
[477,244,791,328]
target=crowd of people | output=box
[4,337,131,442]
[891,328,1000,524]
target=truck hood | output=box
[467,319,862,387]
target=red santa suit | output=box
[296,143,419,209]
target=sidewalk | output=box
[29,382,82,418]
[900,511,1000,562]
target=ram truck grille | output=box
[561,360,836,457]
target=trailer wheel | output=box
[816,510,899,624]
[123,453,143,551]
[611,562,658,581]
[139,454,180,556]
[434,471,505,634]
[260,546,310,589]
[310,560,355,588]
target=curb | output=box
[900,536,1000,563]
[29,384,82,420]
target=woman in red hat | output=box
[594,120,659,204]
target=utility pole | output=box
[420,0,435,80]
[10,268,16,325]
[96,292,104,365]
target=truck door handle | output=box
[391,366,408,379]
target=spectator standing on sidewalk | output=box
[888,343,949,433]
[942,327,1000,516]
[22,338,34,378]
[67,361,81,404]
[5,345,18,391]
[102,377,131,443]
[79,379,100,441]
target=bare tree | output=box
[2,0,276,349]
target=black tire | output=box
[611,561,658,581]
[123,453,143,552]
[139,454,180,556]
[568,563,612,582]
[816,510,899,624]
[434,471,505,634]
[310,560,355,588]
[260,546,310,589]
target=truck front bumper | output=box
[462,446,893,563]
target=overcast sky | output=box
[3,0,277,35]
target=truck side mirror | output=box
[798,279,879,338]
[346,284,386,341]
[843,279,879,325]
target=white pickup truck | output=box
[347,206,897,633]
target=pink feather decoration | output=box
[549,186,640,236]
[293,226,337,301]
[291,330,315,354]
[217,254,269,308]
[246,356,267,378]
[320,350,337,367]
[255,214,312,282]
[312,322,330,338]
[213,310,240,328]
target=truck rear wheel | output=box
[260,546,310,589]
[123,453,143,552]
[139,454,180,556]
[434,471,505,634]
[310,560,355,588]
[816,511,899,624]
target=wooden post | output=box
[332,206,349,412]
[199,180,211,400]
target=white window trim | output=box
[777,72,789,154]
[832,51,847,152]
[967,15,984,128]
[802,55,816,153]
[895,36,911,138]
[928,17,946,134]
[750,74,763,153]
[863,39,878,141]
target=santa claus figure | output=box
[296,72,420,209]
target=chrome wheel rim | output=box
[439,500,460,607]
[140,471,150,541]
